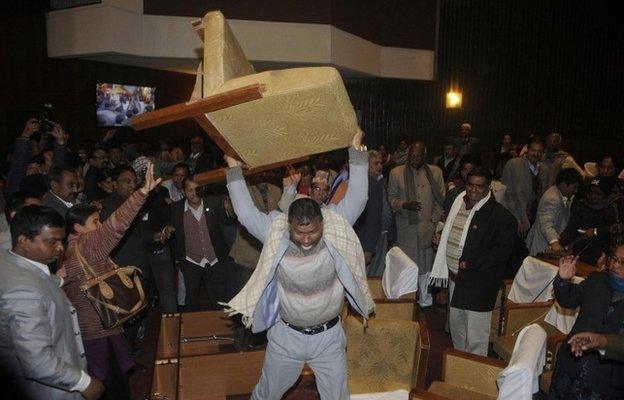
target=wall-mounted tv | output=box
[96,83,156,127]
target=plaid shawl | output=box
[222,208,374,328]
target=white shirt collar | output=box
[184,199,205,221]
[50,191,74,208]
[9,250,50,276]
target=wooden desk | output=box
[150,311,265,400]
[534,254,599,278]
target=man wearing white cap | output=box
[454,122,480,159]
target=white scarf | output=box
[429,190,492,287]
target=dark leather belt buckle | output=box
[286,316,340,335]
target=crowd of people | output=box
[0,117,623,399]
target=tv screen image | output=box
[96,83,156,127]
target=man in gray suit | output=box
[526,168,582,255]
[0,205,103,399]
[502,135,551,237]
[42,166,79,218]
[388,141,445,307]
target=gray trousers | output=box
[252,319,349,400]
[448,280,492,356]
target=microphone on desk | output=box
[564,230,594,257]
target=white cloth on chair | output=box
[350,389,410,400]
[508,257,558,303]
[496,324,547,400]
[382,246,419,299]
[543,301,579,334]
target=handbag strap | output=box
[74,242,98,280]
[74,242,126,280]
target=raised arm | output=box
[49,123,68,168]
[80,163,161,260]
[5,119,38,195]
[224,157,273,243]
[554,255,584,309]
[278,172,300,212]
[333,146,369,225]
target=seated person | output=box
[549,243,624,400]
[561,177,619,265]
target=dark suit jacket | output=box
[354,176,383,254]
[450,196,517,311]
[553,272,624,397]
[41,191,71,218]
[189,151,216,174]
[435,156,459,182]
[605,334,624,362]
[170,197,231,263]
[101,192,147,269]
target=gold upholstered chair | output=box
[189,11,358,169]
[344,314,430,395]
[363,277,418,321]
[410,349,507,400]
[492,300,559,362]
[366,277,417,301]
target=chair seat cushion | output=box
[348,378,410,395]
[428,381,496,400]
[206,67,358,168]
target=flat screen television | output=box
[96,83,156,127]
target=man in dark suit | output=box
[549,248,624,399]
[434,140,460,183]
[41,166,79,217]
[101,166,147,271]
[187,134,215,174]
[170,175,232,311]
[354,150,386,275]
[433,167,516,355]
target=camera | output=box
[37,103,56,133]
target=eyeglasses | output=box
[609,255,624,266]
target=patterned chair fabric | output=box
[194,11,358,168]
[345,316,422,394]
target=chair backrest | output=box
[368,277,417,300]
[367,277,385,299]
[502,301,553,336]
[442,349,506,398]
[497,324,547,400]
[371,300,417,321]
[194,11,255,95]
[345,316,424,394]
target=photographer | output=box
[4,117,69,196]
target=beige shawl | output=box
[222,208,374,327]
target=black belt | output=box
[283,316,340,335]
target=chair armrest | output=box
[545,333,568,370]
[414,313,431,390]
